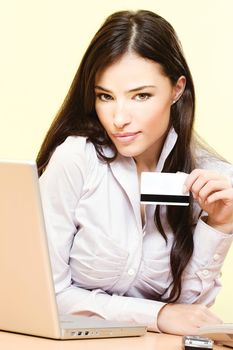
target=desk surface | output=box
[0,331,227,350]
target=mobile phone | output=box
[182,335,214,350]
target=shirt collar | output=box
[156,127,178,171]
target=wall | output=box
[0,0,232,320]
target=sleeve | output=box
[177,157,233,305]
[39,138,86,293]
[178,216,233,306]
[39,138,164,332]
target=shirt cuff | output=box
[107,294,166,332]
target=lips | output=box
[112,131,141,143]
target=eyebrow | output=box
[94,85,157,93]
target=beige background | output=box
[0,0,232,320]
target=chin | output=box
[116,147,143,158]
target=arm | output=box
[56,285,164,331]
[39,138,165,332]
[183,169,233,304]
[158,169,233,335]
[179,217,233,305]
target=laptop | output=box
[0,159,147,339]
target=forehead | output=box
[95,53,168,87]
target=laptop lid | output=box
[0,160,61,338]
[0,160,146,339]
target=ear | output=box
[171,76,186,104]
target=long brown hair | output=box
[37,10,196,302]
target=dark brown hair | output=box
[37,10,196,302]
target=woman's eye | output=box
[135,93,151,101]
[96,93,113,102]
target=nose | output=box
[113,103,131,129]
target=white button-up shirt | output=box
[39,128,233,331]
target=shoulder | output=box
[195,148,233,181]
[52,136,97,163]
[44,136,100,180]
[53,136,95,159]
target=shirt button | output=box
[128,268,135,276]
[202,269,209,276]
[213,254,220,261]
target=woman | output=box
[37,10,233,335]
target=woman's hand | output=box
[184,169,233,233]
[157,303,222,335]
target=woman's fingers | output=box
[184,169,231,200]
[185,169,219,191]
[184,170,233,231]
[207,188,233,204]
[195,179,228,202]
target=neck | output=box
[134,159,156,174]
[133,132,169,174]
[133,145,161,174]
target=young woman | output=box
[37,10,233,335]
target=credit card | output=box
[140,172,189,206]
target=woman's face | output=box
[95,53,185,169]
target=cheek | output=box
[95,103,106,124]
[95,104,113,134]
[95,101,101,117]
[140,106,171,140]
[142,101,171,126]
